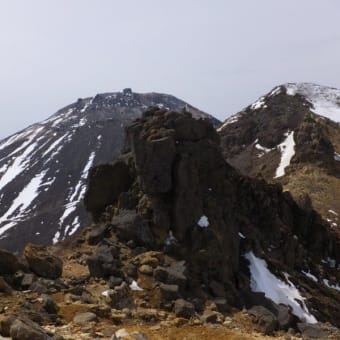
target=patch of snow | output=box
[80,98,93,113]
[328,210,338,216]
[58,152,96,229]
[0,142,38,192]
[254,139,273,158]
[197,215,209,228]
[42,134,68,158]
[285,83,340,122]
[334,152,340,161]
[101,290,112,297]
[216,114,241,132]
[302,271,318,282]
[274,131,295,178]
[130,280,143,291]
[52,231,61,245]
[323,279,340,292]
[238,232,246,239]
[269,87,281,97]
[251,97,267,110]
[245,251,317,323]
[0,171,47,236]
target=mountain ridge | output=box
[0,88,218,252]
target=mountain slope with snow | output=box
[0,88,219,251]
[218,83,340,229]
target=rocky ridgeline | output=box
[0,108,339,339]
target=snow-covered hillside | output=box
[0,89,217,251]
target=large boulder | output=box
[0,248,21,275]
[87,243,121,278]
[24,244,62,279]
[10,318,51,340]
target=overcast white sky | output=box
[1,0,340,138]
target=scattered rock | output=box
[174,299,195,319]
[87,244,121,278]
[10,318,51,340]
[24,244,62,279]
[159,283,179,301]
[87,224,111,245]
[41,294,59,315]
[73,312,97,325]
[297,323,330,339]
[248,305,278,335]
[138,264,153,275]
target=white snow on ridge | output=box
[245,251,317,324]
[323,279,340,292]
[0,141,39,192]
[251,97,267,110]
[217,114,241,132]
[0,171,47,236]
[274,131,295,178]
[285,83,340,122]
[54,151,96,244]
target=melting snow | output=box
[238,232,246,239]
[245,251,317,323]
[254,139,273,158]
[55,152,96,243]
[323,279,340,292]
[302,271,318,282]
[130,280,143,291]
[0,141,39,192]
[217,114,240,131]
[251,97,267,110]
[274,131,295,178]
[334,152,340,161]
[197,215,209,228]
[0,171,47,236]
[285,83,340,122]
[42,134,68,158]
[328,210,338,216]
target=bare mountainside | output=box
[218,83,340,235]
[0,88,219,252]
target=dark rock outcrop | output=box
[24,244,63,279]
[84,107,340,327]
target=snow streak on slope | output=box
[53,151,96,244]
[0,127,44,192]
[274,131,295,178]
[285,83,340,122]
[245,252,317,324]
[0,171,47,236]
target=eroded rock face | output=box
[85,108,340,326]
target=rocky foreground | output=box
[0,108,339,339]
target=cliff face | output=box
[0,89,218,252]
[218,83,340,231]
[85,108,340,326]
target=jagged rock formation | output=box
[218,83,340,232]
[85,108,340,326]
[0,89,218,252]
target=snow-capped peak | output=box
[285,82,340,122]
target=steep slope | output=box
[218,83,340,232]
[0,88,219,252]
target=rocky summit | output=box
[0,89,218,252]
[218,83,340,235]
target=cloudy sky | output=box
[1,0,340,138]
